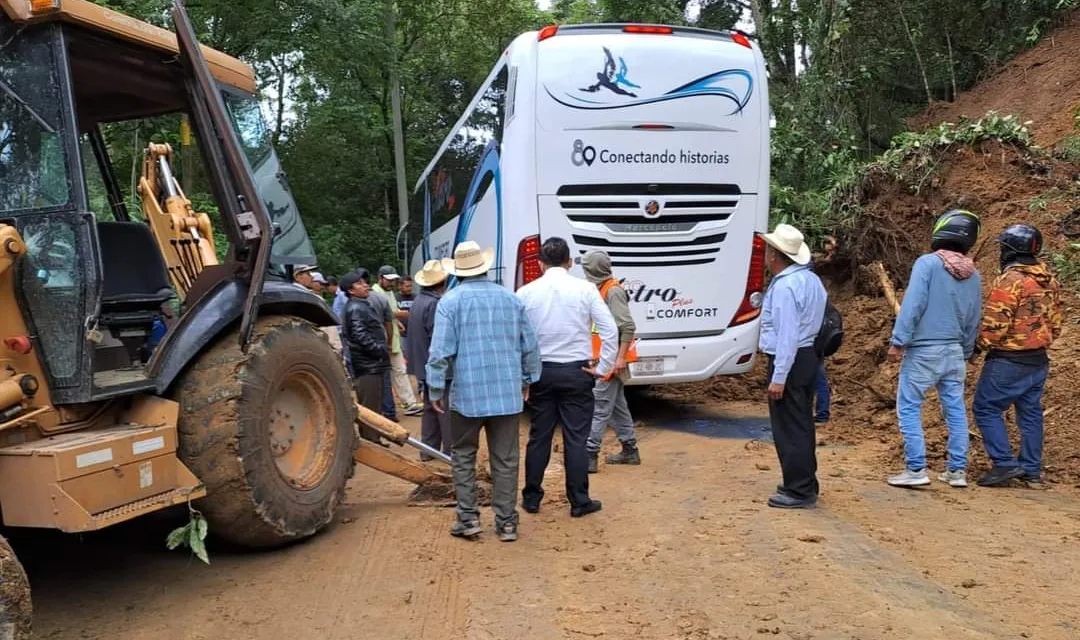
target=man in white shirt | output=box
[517,237,618,518]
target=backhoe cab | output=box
[0,2,449,637]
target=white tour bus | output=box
[408,23,770,384]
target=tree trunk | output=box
[272,55,288,146]
[387,0,411,253]
[749,0,791,83]
[897,2,933,105]
[945,30,958,102]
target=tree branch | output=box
[896,2,933,105]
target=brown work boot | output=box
[605,442,640,466]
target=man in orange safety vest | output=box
[583,250,641,473]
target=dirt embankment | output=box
[911,11,1080,149]
[666,141,1080,485]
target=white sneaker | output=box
[887,469,931,487]
[938,469,968,488]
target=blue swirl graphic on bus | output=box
[547,69,753,115]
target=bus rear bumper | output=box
[624,320,762,386]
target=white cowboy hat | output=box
[414,259,450,287]
[761,223,811,265]
[442,240,495,278]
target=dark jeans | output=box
[973,358,1049,476]
[768,348,821,500]
[815,363,831,422]
[380,371,397,420]
[523,361,595,510]
[450,412,520,528]
[353,375,384,414]
[420,384,452,456]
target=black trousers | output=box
[523,361,595,509]
[767,348,820,500]
[353,375,384,414]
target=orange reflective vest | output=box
[591,279,638,362]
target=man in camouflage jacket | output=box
[973,224,1062,487]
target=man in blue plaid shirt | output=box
[427,241,541,542]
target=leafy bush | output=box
[875,112,1034,190]
[771,111,1039,249]
[1051,248,1080,291]
[1059,136,1080,164]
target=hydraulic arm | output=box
[137,143,218,297]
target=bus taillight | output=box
[538,25,559,41]
[515,235,542,290]
[731,32,753,49]
[730,234,766,326]
[623,25,673,35]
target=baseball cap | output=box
[294,264,317,276]
[377,265,400,280]
[310,271,329,285]
[339,272,363,293]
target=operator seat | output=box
[96,221,175,362]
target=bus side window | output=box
[428,66,509,233]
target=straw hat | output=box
[761,223,811,265]
[442,241,495,277]
[414,259,450,287]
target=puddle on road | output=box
[653,415,773,442]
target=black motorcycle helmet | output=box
[930,209,980,253]
[997,223,1042,269]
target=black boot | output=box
[977,465,1024,487]
[606,442,641,465]
[588,451,599,474]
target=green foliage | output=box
[772,111,1044,248]
[81,0,1075,275]
[872,113,1033,191]
[188,193,231,262]
[167,506,209,564]
[1051,247,1080,291]
[1058,136,1080,164]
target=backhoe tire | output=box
[0,534,32,640]
[173,316,357,548]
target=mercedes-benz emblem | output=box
[644,200,661,219]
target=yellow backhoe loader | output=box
[0,1,449,636]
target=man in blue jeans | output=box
[886,210,982,489]
[973,224,1061,486]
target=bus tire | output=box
[0,534,32,640]
[173,317,357,548]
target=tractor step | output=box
[0,397,205,532]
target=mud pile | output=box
[828,141,1080,484]
[667,141,1080,485]
[911,11,1080,149]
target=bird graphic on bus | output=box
[580,47,640,97]
[547,47,753,115]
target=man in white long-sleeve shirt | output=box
[517,237,617,518]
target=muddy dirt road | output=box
[20,398,1080,640]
